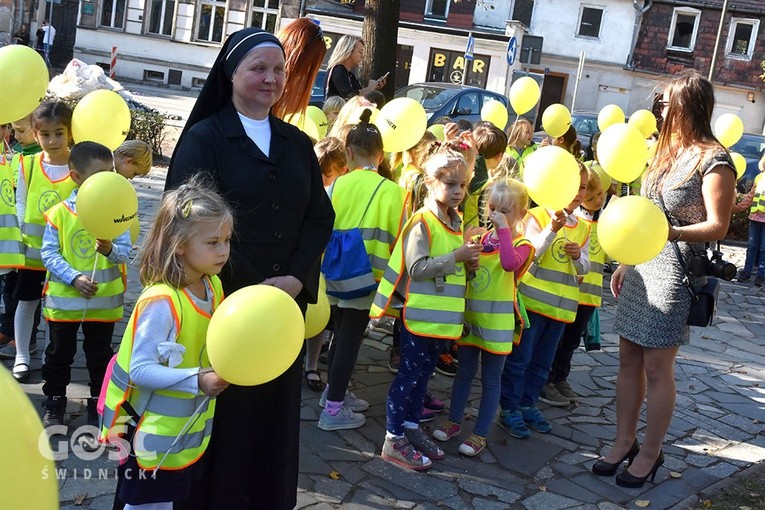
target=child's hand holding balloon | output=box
[198,368,229,397]
[73,275,98,298]
[96,239,113,256]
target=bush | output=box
[728,210,749,242]
[128,109,168,158]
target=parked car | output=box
[729,133,765,193]
[394,82,509,127]
[533,110,599,159]
[309,69,327,108]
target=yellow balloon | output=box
[509,77,540,115]
[305,279,330,338]
[287,113,320,142]
[597,123,649,183]
[78,172,138,239]
[714,114,744,148]
[598,195,668,265]
[72,90,132,151]
[129,217,140,245]
[730,152,746,179]
[306,105,328,139]
[523,146,581,211]
[207,285,304,385]
[598,104,625,132]
[481,99,509,130]
[542,103,571,138]
[427,124,445,142]
[0,366,58,508]
[589,162,612,192]
[374,98,427,153]
[0,45,49,124]
[627,109,657,138]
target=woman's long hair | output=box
[327,35,362,70]
[272,18,326,120]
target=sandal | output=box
[12,362,29,383]
[305,369,324,391]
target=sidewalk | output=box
[4,165,764,510]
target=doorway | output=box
[533,72,567,130]
[46,0,78,68]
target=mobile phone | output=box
[380,71,390,80]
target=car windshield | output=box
[730,134,765,159]
[571,114,598,137]
[396,86,461,111]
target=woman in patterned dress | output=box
[594,71,736,488]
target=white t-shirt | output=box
[42,25,55,45]
[237,112,271,157]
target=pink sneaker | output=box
[432,421,461,441]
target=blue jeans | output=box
[386,327,441,435]
[743,220,765,276]
[500,311,566,411]
[448,345,507,437]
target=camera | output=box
[687,250,736,281]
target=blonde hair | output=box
[488,152,520,182]
[507,118,533,148]
[115,140,153,175]
[327,35,362,69]
[423,147,468,183]
[322,95,346,131]
[584,165,602,197]
[483,178,528,234]
[140,176,233,288]
[327,96,374,139]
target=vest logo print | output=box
[589,232,602,255]
[551,237,570,264]
[38,190,62,214]
[1,178,13,207]
[471,265,491,293]
[71,229,96,260]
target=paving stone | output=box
[344,488,411,509]
[544,477,601,503]
[597,502,627,510]
[456,477,521,503]
[703,461,739,479]
[361,458,458,500]
[571,424,614,441]
[311,476,354,503]
[295,491,321,509]
[490,437,564,476]
[359,479,423,502]
[522,490,581,510]
[473,498,518,510]
[713,442,765,463]
[633,468,719,508]
[439,495,472,510]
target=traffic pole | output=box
[110,46,117,80]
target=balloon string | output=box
[80,252,99,322]
[154,396,210,471]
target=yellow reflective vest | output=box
[42,200,127,322]
[750,173,765,215]
[518,207,590,323]
[0,153,23,269]
[20,154,76,270]
[460,232,533,354]
[578,215,605,307]
[370,208,466,339]
[463,181,488,229]
[506,145,536,178]
[100,277,224,471]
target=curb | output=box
[671,460,765,509]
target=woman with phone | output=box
[326,35,387,100]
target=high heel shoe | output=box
[592,439,640,476]
[616,451,665,488]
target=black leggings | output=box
[326,306,370,402]
[548,305,596,384]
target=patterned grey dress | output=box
[615,148,733,348]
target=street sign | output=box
[465,34,475,61]
[507,36,517,66]
[520,35,543,65]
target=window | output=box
[100,0,125,28]
[577,5,604,39]
[512,0,534,28]
[250,0,278,33]
[725,18,759,59]
[425,0,448,19]
[455,92,480,116]
[197,0,226,43]
[667,7,700,52]
[148,0,175,35]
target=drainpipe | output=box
[626,0,652,69]
[299,0,307,18]
[708,0,730,82]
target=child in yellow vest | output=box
[733,154,765,286]
[498,163,590,438]
[0,147,23,304]
[542,165,606,406]
[114,140,153,180]
[370,147,482,470]
[10,101,76,382]
[39,142,132,429]
[100,178,231,509]
[432,178,534,456]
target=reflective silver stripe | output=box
[325,273,376,293]
[369,253,389,273]
[45,293,124,311]
[0,240,23,254]
[359,226,396,245]
[466,299,515,314]
[465,323,513,344]
[144,393,212,418]
[530,266,578,285]
[138,416,213,455]
[110,360,131,392]
[409,281,465,298]
[0,214,18,228]
[21,222,45,237]
[579,282,602,297]
[24,246,41,260]
[49,266,122,284]
[404,307,463,325]
[589,261,604,273]
[518,283,579,313]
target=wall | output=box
[473,0,511,29]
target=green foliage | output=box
[727,209,749,242]
[127,109,168,157]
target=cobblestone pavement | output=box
[4,166,764,510]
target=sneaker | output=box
[555,381,577,402]
[0,339,37,359]
[319,388,369,412]
[435,353,458,377]
[458,433,486,456]
[368,317,395,336]
[498,410,530,439]
[755,275,765,287]
[381,435,432,471]
[539,383,570,407]
[423,393,445,413]
[388,346,400,374]
[736,270,751,282]
[432,420,462,441]
[403,427,445,460]
[520,405,552,433]
[42,396,67,428]
[419,407,435,423]
[317,407,366,431]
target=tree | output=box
[360,0,401,100]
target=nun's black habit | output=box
[166,28,334,510]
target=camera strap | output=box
[657,193,699,302]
